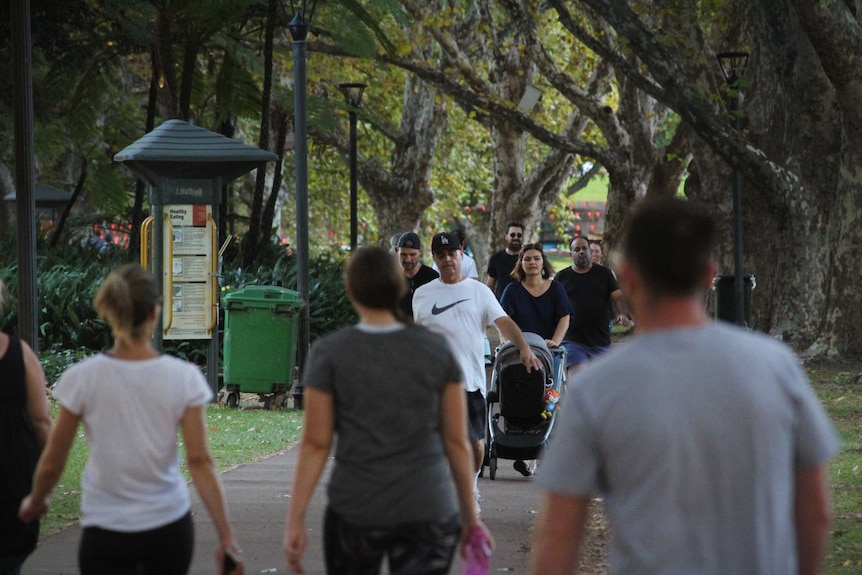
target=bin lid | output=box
[223,285,304,307]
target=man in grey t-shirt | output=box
[530,198,839,575]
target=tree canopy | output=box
[4,0,862,358]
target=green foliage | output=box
[1,229,355,360]
[323,0,405,56]
[0,230,132,351]
[222,248,357,339]
[40,347,96,387]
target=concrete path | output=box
[23,444,541,574]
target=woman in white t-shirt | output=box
[19,264,244,575]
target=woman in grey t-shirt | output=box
[284,247,491,574]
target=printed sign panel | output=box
[162,204,216,339]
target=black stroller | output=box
[483,332,566,480]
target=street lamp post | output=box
[11,0,38,350]
[284,0,318,408]
[338,83,366,251]
[717,51,749,327]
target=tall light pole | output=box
[11,0,38,350]
[284,0,318,408]
[338,83,366,251]
[717,51,749,327]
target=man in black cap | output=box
[414,231,540,512]
[397,231,438,317]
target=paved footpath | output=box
[23,444,542,574]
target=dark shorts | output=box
[78,512,193,575]
[323,507,460,575]
[562,341,611,368]
[466,390,486,442]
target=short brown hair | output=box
[621,198,716,297]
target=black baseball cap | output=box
[431,232,461,253]
[397,232,422,250]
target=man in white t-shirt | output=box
[414,232,540,483]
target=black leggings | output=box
[323,507,460,575]
[78,512,194,575]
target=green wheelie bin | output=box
[222,285,304,409]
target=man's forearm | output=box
[795,466,833,575]
[529,493,589,575]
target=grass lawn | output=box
[548,254,571,273]
[808,363,862,574]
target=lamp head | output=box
[283,0,318,41]
[338,83,367,108]
[716,51,749,86]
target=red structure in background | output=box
[540,200,606,249]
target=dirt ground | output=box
[579,500,610,573]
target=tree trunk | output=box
[359,74,448,243]
[242,0,277,269]
[129,49,160,257]
[564,0,862,358]
[155,6,179,118]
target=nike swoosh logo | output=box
[431,299,470,315]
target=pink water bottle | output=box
[460,526,492,575]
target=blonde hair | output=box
[94,264,161,340]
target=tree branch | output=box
[568,0,799,198]
[792,0,862,121]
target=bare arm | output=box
[494,316,541,371]
[529,491,590,575]
[284,388,334,574]
[548,314,570,349]
[22,339,52,448]
[182,405,244,574]
[485,276,496,291]
[19,407,79,522]
[440,382,492,554]
[795,465,832,575]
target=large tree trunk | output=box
[670,0,847,353]
[572,0,862,359]
[368,74,447,240]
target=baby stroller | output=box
[483,332,566,480]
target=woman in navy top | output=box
[500,243,572,349]
[499,244,573,477]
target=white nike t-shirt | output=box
[413,278,505,395]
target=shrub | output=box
[1,230,356,373]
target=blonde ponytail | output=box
[95,264,160,340]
